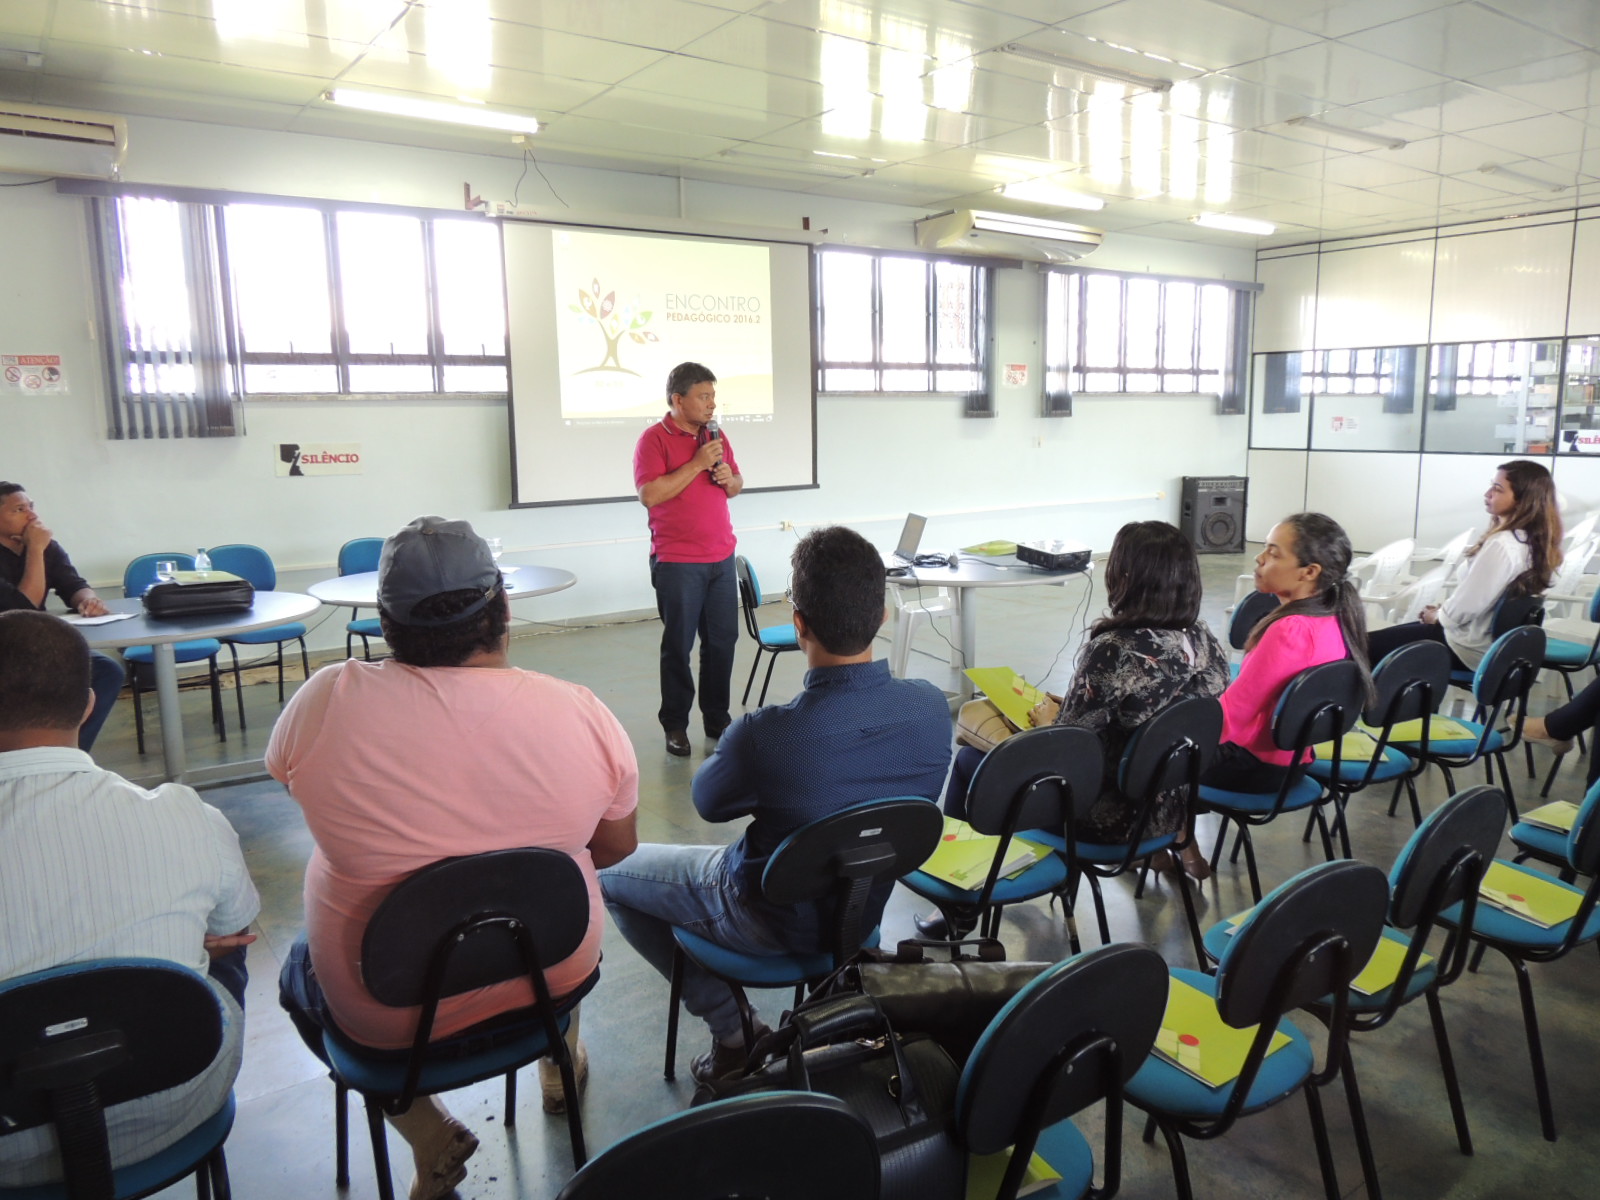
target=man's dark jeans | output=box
[651,554,737,733]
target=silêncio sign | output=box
[276,443,363,476]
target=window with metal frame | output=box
[1044,267,1254,414]
[96,194,507,439]
[815,249,990,411]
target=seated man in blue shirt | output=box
[600,524,952,1081]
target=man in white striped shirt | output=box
[0,611,260,1186]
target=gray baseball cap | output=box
[377,516,502,626]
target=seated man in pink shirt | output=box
[268,517,638,1200]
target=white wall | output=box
[1,115,1253,651]
[1248,212,1600,551]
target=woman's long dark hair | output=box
[1092,520,1204,637]
[1467,459,1562,596]
[1246,512,1373,695]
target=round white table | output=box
[886,557,1095,699]
[307,564,577,607]
[79,591,321,783]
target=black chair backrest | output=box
[0,959,225,1198]
[1570,778,1600,878]
[1366,641,1452,728]
[1216,859,1389,1026]
[361,847,588,1007]
[763,798,943,905]
[1491,593,1545,636]
[1388,785,1507,930]
[763,798,942,963]
[1229,590,1279,651]
[1271,659,1367,753]
[1118,696,1223,800]
[1472,625,1546,708]
[966,724,1104,839]
[958,943,1168,1154]
[734,555,764,638]
[554,1091,878,1200]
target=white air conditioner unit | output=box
[914,209,1103,263]
[0,102,127,179]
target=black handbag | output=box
[693,994,963,1200]
[141,578,256,619]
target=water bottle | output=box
[194,547,211,576]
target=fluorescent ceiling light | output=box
[1000,180,1106,211]
[998,44,1172,94]
[1284,115,1405,151]
[325,89,540,135]
[1192,212,1275,236]
[968,210,1104,241]
[1479,163,1569,193]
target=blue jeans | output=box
[599,844,788,1041]
[651,555,738,733]
[80,651,125,752]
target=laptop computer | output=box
[887,513,927,565]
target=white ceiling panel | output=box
[7,0,1600,249]
[1061,0,1319,73]
[1342,5,1582,81]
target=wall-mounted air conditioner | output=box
[914,209,1103,263]
[0,102,127,179]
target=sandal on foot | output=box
[539,1038,589,1115]
[408,1119,478,1200]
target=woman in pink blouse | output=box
[1204,511,1372,795]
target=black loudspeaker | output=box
[1180,476,1248,554]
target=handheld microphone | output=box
[706,418,721,443]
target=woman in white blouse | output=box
[1367,460,1561,671]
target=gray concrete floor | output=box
[84,549,1600,1199]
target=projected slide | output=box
[504,221,816,507]
[552,229,774,423]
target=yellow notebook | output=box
[1384,716,1477,743]
[961,541,1020,557]
[1520,800,1580,833]
[919,817,1051,889]
[1479,862,1584,929]
[964,667,1047,732]
[1153,977,1290,1089]
[965,1148,1062,1200]
[1312,730,1383,762]
[1350,934,1432,997]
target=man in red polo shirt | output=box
[633,362,744,757]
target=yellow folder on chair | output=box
[1152,977,1290,1089]
[964,667,1048,732]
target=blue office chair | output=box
[900,725,1103,943]
[1304,641,1450,843]
[555,1092,878,1200]
[0,958,236,1200]
[956,944,1169,1200]
[1206,785,1505,1160]
[1126,860,1391,1200]
[206,544,310,731]
[1535,585,1600,797]
[1440,777,1600,1142]
[663,797,943,1079]
[735,555,799,706]
[1226,590,1277,680]
[121,554,227,755]
[337,538,385,659]
[1200,660,1366,902]
[1389,625,1545,826]
[324,849,596,1197]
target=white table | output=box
[307,564,577,608]
[80,591,321,783]
[886,557,1094,699]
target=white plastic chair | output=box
[1544,534,1600,620]
[1561,509,1599,551]
[1367,565,1451,629]
[1353,537,1416,602]
[886,584,961,677]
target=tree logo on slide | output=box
[571,278,657,375]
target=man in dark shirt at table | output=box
[0,482,124,751]
[600,525,952,1081]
